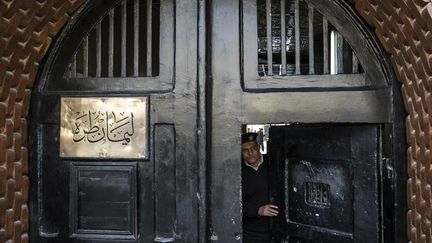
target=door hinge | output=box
[383,157,393,180]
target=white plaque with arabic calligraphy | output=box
[60,97,148,158]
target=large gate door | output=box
[269,124,380,243]
[208,0,394,242]
[29,0,200,242]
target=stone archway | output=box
[0,0,430,242]
[0,1,86,242]
[355,1,432,242]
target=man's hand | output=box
[258,204,279,217]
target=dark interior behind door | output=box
[269,124,381,243]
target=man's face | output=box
[241,141,261,166]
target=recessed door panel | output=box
[70,163,137,239]
[269,124,380,243]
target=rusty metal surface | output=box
[60,97,148,158]
[355,0,432,242]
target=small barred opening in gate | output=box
[241,123,383,242]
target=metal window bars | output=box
[257,0,362,76]
[65,0,159,78]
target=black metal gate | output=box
[27,0,407,242]
[207,0,405,242]
[29,0,200,242]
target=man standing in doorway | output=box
[241,132,279,243]
[257,128,264,152]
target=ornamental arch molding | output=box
[355,1,432,242]
[0,0,430,242]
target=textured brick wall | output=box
[0,1,85,242]
[0,0,430,242]
[355,0,432,242]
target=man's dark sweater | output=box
[242,159,270,242]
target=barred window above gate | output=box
[256,0,361,76]
[241,0,388,90]
[65,0,163,79]
[44,0,174,91]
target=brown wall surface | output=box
[0,1,85,242]
[355,0,432,242]
[0,0,430,242]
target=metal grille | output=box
[305,181,331,206]
[65,0,159,78]
[257,0,362,76]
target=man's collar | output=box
[244,154,264,171]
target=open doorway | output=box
[244,124,270,154]
[241,123,384,242]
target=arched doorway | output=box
[26,0,408,242]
